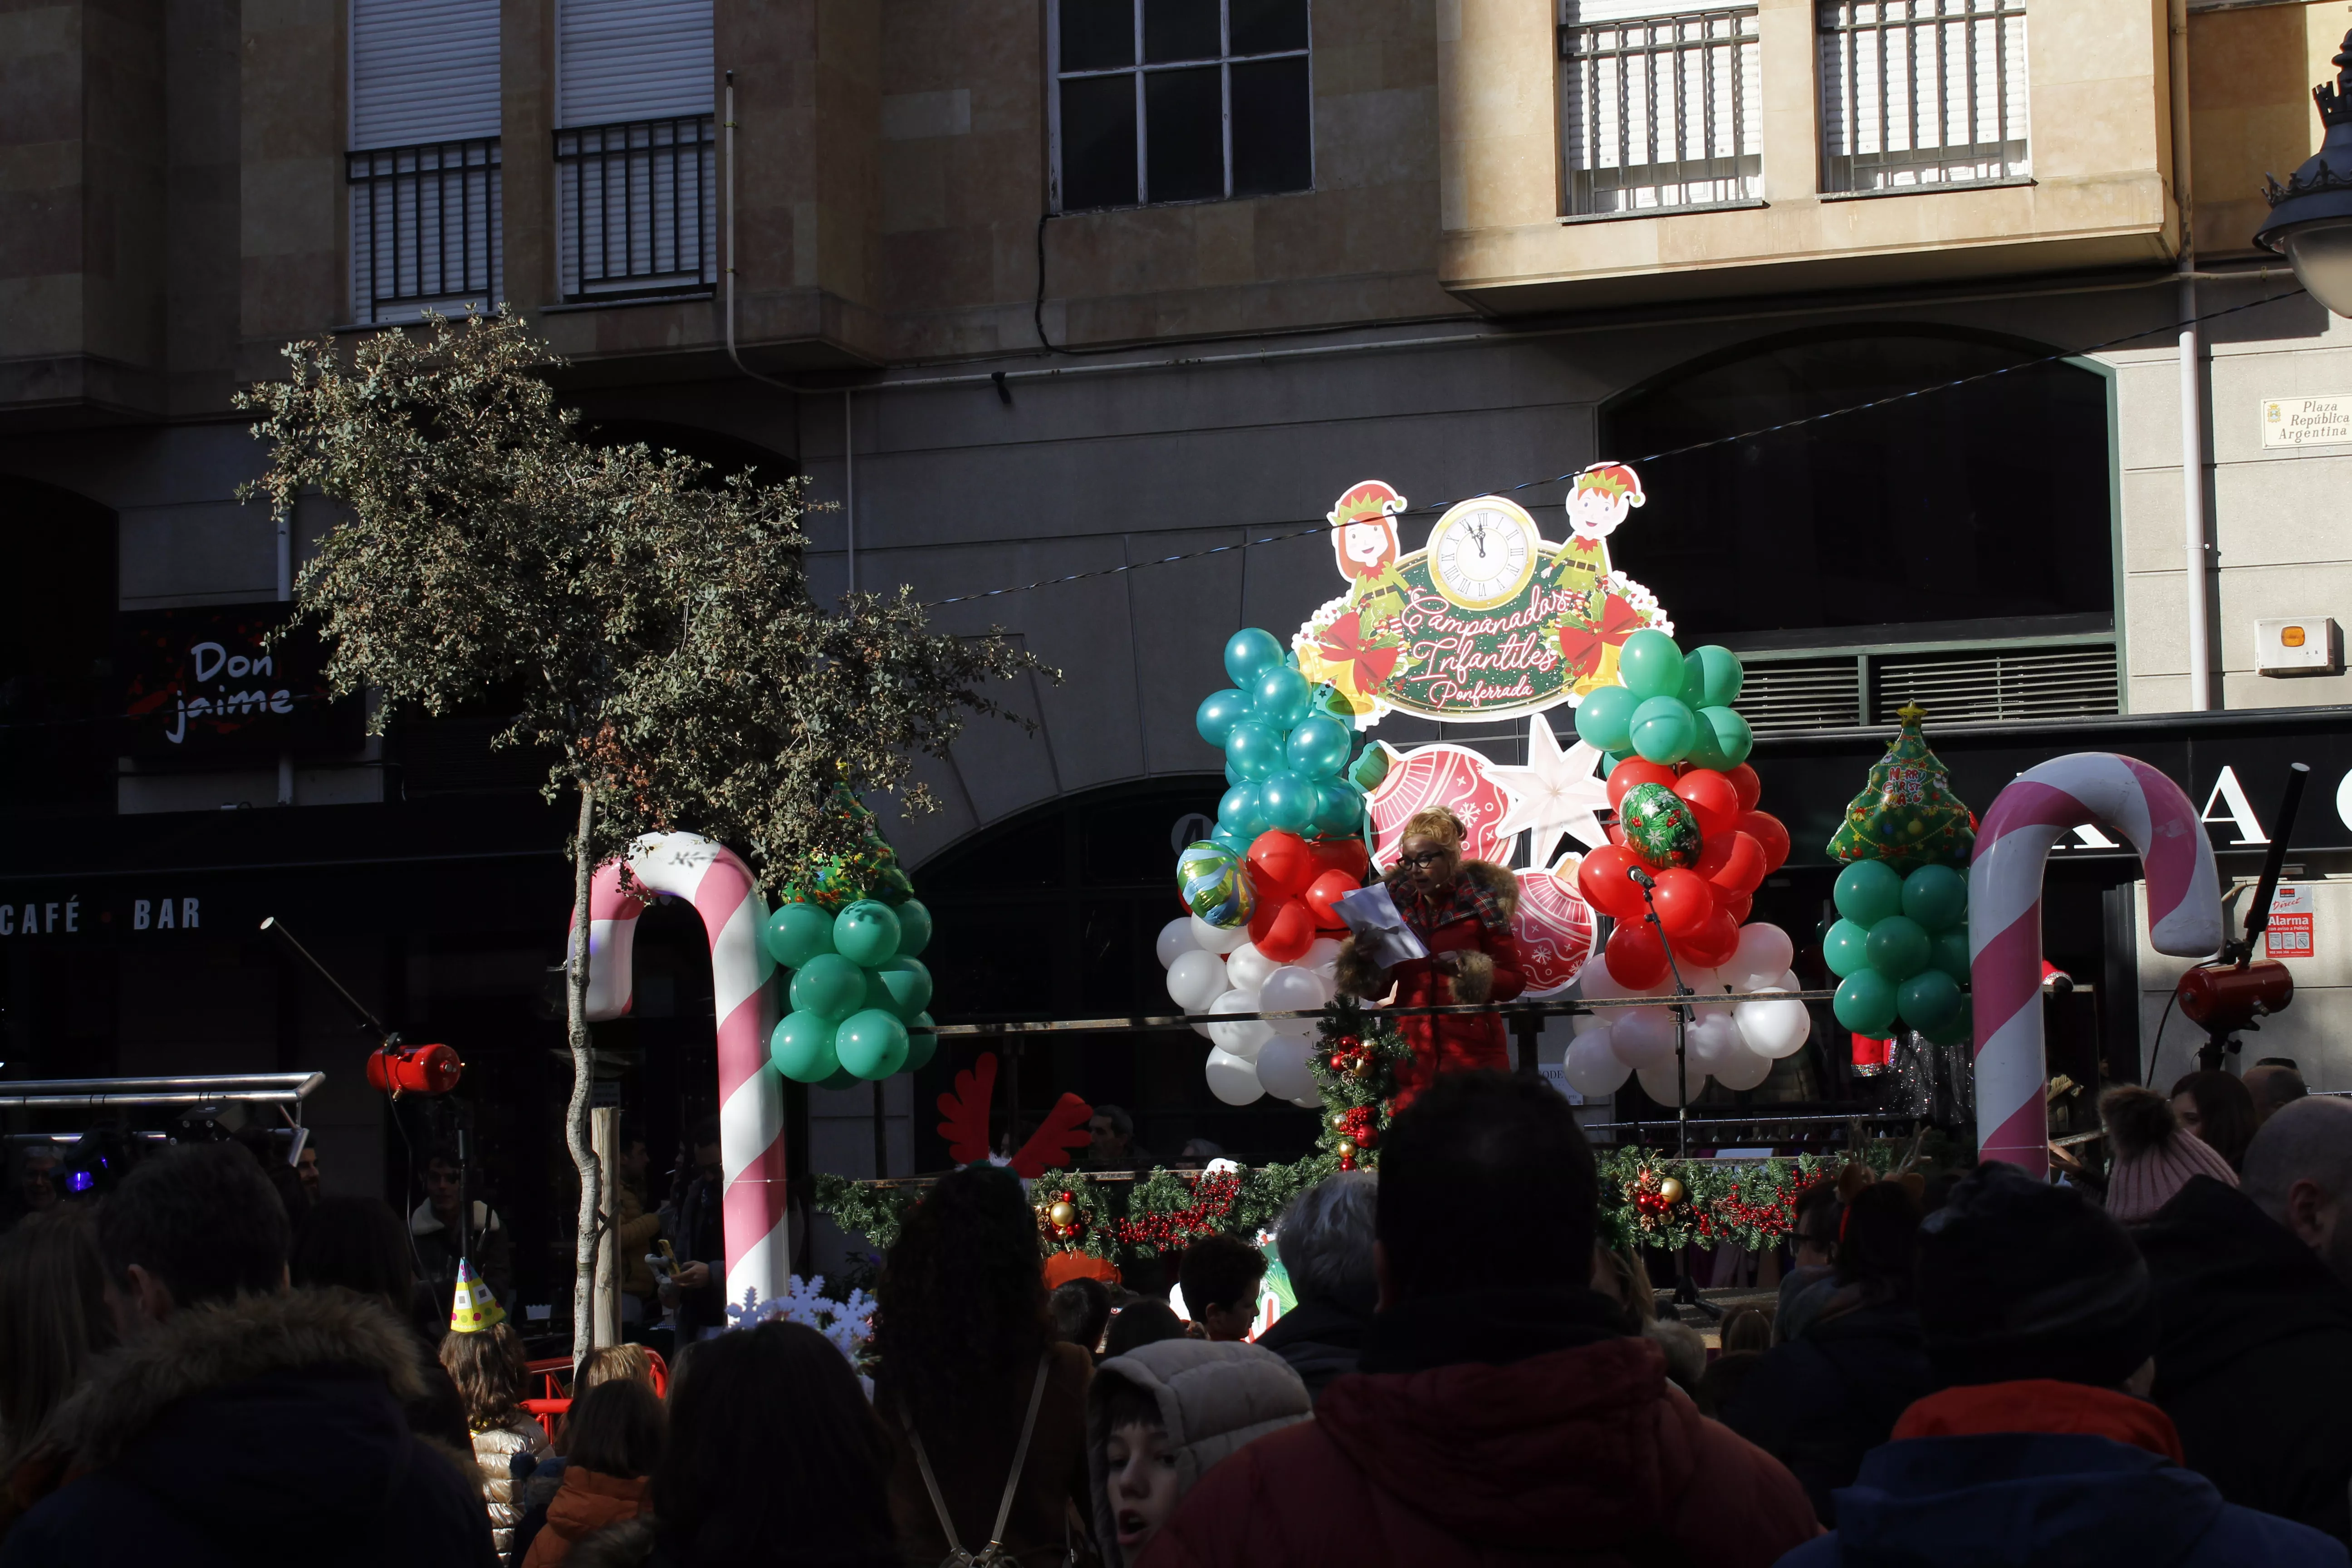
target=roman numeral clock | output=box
[1428,499,1541,610]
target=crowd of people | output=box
[0,1061,2347,1566]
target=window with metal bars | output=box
[347,140,504,326]
[1559,4,1760,216]
[554,116,717,302]
[1051,0,1313,212]
[1818,0,2028,193]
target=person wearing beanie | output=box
[2099,1085,2238,1224]
[2135,1096,2352,1543]
[1776,1162,2347,1568]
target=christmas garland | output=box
[1594,1147,1900,1254]
[1303,994,1416,1173]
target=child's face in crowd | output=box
[1106,1420,1181,1557]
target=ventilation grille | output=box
[1872,644,2117,724]
[1739,658,1863,733]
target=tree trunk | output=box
[566,780,603,1367]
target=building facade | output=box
[4,0,2349,1299]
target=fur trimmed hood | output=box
[37,1286,426,1474]
[1454,858,1521,920]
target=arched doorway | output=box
[1600,328,2116,648]
[907,777,1325,1170]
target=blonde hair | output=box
[1399,808,1465,851]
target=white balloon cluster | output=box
[1157,915,1340,1108]
[1562,921,1813,1104]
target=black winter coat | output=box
[1255,1298,1370,1403]
[1720,1291,1934,1526]
[0,1287,496,1568]
[2136,1175,2352,1542]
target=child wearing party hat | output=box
[439,1259,549,1556]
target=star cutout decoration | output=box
[1485,715,1612,866]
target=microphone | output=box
[1628,866,1656,890]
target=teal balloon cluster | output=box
[764,897,938,1088]
[1572,630,1754,771]
[1823,861,1971,1045]
[1195,627,1367,858]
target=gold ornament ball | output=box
[1331,1112,1351,1131]
[1657,1177,1686,1206]
[1335,1139,1357,1160]
[1348,1058,1374,1081]
[1048,1200,1077,1227]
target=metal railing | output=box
[1559,6,1761,216]
[554,114,717,302]
[346,137,503,324]
[1819,0,2029,192]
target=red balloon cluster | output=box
[1575,760,1789,986]
[1245,831,1370,963]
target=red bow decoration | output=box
[1317,611,1400,693]
[936,1051,1095,1177]
[1556,594,1648,679]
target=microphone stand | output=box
[1628,869,1719,1320]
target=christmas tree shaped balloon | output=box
[1822,705,1974,1047]
[1826,704,1975,873]
[783,784,917,910]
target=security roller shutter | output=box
[558,0,715,126]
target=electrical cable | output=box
[924,285,2304,608]
[2143,985,2181,1088]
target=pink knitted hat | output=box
[2100,1085,2238,1223]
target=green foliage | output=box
[1594,1147,1900,1254]
[235,312,1046,893]
[1303,994,1414,1172]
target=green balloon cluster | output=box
[765,896,939,1084]
[1572,631,1753,770]
[1824,860,1971,1044]
[1199,628,1368,855]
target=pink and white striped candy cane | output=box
[1970,755,2221,1177]
[573,833,785,1310]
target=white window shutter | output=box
[349,0,504,325]
[558,0,715,126]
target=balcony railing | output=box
[554,115,717,303]
[346,137,503,325]
[1559,6,1761,217]
[1818,0,2029,193]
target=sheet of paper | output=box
[1333,882,1429,969]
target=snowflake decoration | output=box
[724,1274,877,1368]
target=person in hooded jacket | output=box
[2134,1094,2352,1543]
[1140,1071,1818,1568]
[1776,1161,2347,1568]
[1724,1179,1933,1525]
[0,1144,494,1567]
[1088,1338,1310,1567]
[1335,809,1525,1108]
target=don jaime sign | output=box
[1292,470,1671,728]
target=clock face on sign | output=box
[1427,500,1542,610]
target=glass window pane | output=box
[1144,0,1221,62]
[1230,0,1308,55]
[1060,74,1139,209]
[1060,0,1135,71]
[1144,66,1224,201]
[1230,56,1311,196]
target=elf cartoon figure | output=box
[1565,462,1643,542]
[1327,480,1407,582]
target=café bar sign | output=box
[1292,468,1672,728]
[117,603,358,760]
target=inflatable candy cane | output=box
[573,833,786,1308]
[1971,755,2221,1177]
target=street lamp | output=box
[2258,30,2352,316]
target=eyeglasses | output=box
[1397,850,1452,869]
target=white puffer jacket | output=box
[1087,1338,1311,1568]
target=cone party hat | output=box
[449,1256,506,1333]
[1825,704,1975,872]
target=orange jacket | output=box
[521,1468,651,1568]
